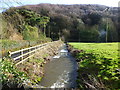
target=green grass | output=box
[70,42,119,59]
[0,39,51,57]
[69,42,120,89]
[29,58,44,64]
[1,39,51,50]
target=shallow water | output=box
[39,45,78,88]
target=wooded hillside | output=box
[1,4,120,42]
[1,7,51,42]
[21,4,119,42]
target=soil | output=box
[9,33,23,41]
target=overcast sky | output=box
[0,0,120,12]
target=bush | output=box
[0,58,28,88]
[22,25,39,40]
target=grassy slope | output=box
[69,42,120,89]
[0,38,51,56]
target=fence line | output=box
[9,41,59,65]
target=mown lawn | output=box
[69,42,120,89]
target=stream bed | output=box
[39,44,78,88]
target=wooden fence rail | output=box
[9,41,59,65]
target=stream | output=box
[39,44,78,88]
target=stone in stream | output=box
[53,55,60,59]
[60,49,68,57]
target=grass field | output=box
[69,42,120,89]
[70,42,119,59]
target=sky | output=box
[0,0,120,12]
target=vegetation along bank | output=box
[68,43,120,89]
[1,40,63,88]
[0,3,120,89]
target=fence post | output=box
[29,48,31,60]
[36,46,38,53]
[21,49,23,61]
[8,51,11,58]
[9,41,58,65]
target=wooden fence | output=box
[9,41,59,65]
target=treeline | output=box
[1,7,50,41]
[1,4,120,42]
[24,4,119,42]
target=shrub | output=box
[22,25,39,40]
[0,58,28,88]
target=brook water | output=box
[40,44,78,88]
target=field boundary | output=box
[9,40,60,65]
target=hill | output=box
[0,7,51,56]
[20,4,119,42]
[1,4,120,42]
